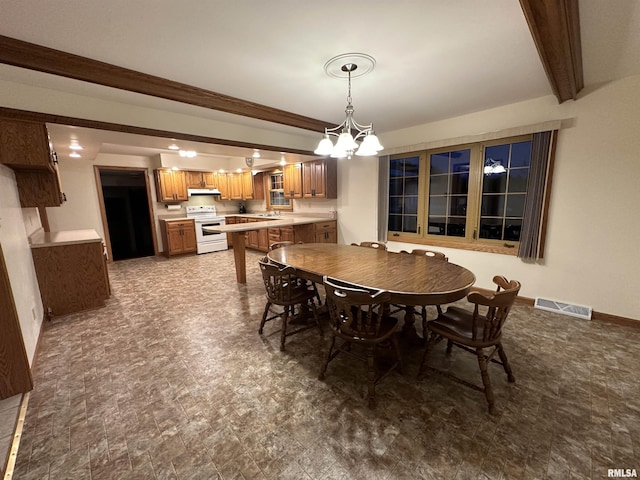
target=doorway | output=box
[95,166,157,261]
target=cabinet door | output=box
[202,171,216,188]
[283,164,303,199]
[14,168,63,207]
[214,172,230,200]
[186,171,204,189]
[258,228,269,251]
[172,171,188,201]
[241,172,254,200]
[0,120,52,169]
[182,221,197,253]
[167,225,186,254]
[280,226,295,243]
[302,161,314,198]
[228,174,243,200]
[156,169,175,202]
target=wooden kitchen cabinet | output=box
[302,158,337,199]
[283,163,303,199]
[242,172,255,200]
[30,231,110,318]
[155,169,188,202]
[161,219,196,256]
[292,221,337,244]
[228,173,244,200]
[267,226,294,246]
[215,172,230,200]
[0,119,65,207]
[225,216,237,246]
[187,170,218,189]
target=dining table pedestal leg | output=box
[402,306,424,346]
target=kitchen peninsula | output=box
[205,215,336,283]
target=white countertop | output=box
[204,216,335,233]
[30,229,104,248]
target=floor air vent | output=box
[534,297,592,320]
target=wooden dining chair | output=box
[418,275,521,414]
[354,241,387,251]
[268,241,322,305]
[319,277,402,408]
[258,257,322,351]
[410,248,448,260]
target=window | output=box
[266,170,292,211]
[387,134,549,255]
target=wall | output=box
[0,165,43,364]
[340,75,640,320]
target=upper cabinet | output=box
[0,119,65,207]
[283,163,303,199]
[186,170,218,189]
[154,169,188,202]
[227,171,263,201]
[302,158,337,199]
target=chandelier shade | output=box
[314,54,383,159]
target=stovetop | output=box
[186,205,222,219]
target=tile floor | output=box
[12,249,640,479]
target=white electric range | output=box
[185,205,228,254]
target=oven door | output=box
[195,218,226,244]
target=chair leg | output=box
[497,343,515,383]
[476,348,495,415]
[280,306,290,352]
[309,300,323,337]
[421,306,428,340]
[367,346,376,409]
[391,334,403,374]
[259,301,271,334]
[446,340,453,354]
[417,331,436,378]
[318,334,336,380]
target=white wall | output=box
[340,76,640,320]
[0,165,43,364]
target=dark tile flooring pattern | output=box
[13,250,640,479]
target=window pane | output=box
[404,216,417,233]
[504,219,522,241]
[509,168,529,192]
[483,171,507,193]
[430,153,449,174]
[429,175,448,195]
[404,196,418,215]
[429,197,447,216]
[510,141,531,167]
[388,215,402,231]
[389,177,403,196]
[451,173,469,194]
[481,194,505,216]
[389,196,402,214]
[446,218,466,237]
[451,150,470,173]
[405,177,419,195]
[479,218,503,240]
[428,217,446,235]
[485,144,509,165]
[405,157,420,176]
[449,195,467,216]
[506,194,525,217]
[389,159,404,177]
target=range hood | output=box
[187,188,222,196]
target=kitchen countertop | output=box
[30,229,104,248]
[204,215,335,233]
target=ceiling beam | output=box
[0,106,315,156]
[0,35,330,133]
[519,0,584,102]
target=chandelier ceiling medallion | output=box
[314,53,383,159]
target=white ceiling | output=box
[1,0,639,164]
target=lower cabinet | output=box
[313,221,338,243]
[161,219,197,256]
[31,240,110,318]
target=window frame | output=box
[265,169,293,212]
[387,134,535,256]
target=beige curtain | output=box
[518,130,556,260]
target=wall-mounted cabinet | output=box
[155,169,188,202]
[186,171,217,189]
[283,164,303,199]
[0,119,66,207]
[302,158,337,199]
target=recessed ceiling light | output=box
[252,150,260,158]
[168,144,179,150]
[179,150,197,158]
[279,157,286,166]
[69,152,81,158]
[69,144,83,150]
[218,169,225,173]
[236,168,242,173]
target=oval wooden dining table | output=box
[267,243,476,341]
